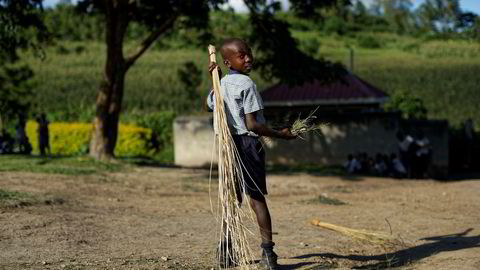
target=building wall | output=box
[174,114,449,175]
[174,116,217,167]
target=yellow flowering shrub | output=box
[25,121,152,156]
[115,124,152,156]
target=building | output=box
[174,73,449,176]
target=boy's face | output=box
[223,41,254,74]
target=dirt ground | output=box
[1,167,479,270]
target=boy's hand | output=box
[280,128,296,140]
[208,62,222,77]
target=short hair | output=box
[219,37,247,59]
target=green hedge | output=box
[26,121,152,156]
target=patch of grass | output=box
[0,189,67,208]
[0,189,31,201]
[0,189,36,207]
[0,155,126,175]
[303,194,347,205]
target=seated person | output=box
[390,153,407,178]
[344,154,361,174]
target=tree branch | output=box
[125,15,177,69]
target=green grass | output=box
[303,194,347,205]
[21,41,271,121]
[0,189,31,201]
[294,32,480,128]
[18,33,480,128]
[0,189,36,207]
[0,155,126,175]
[0,188,66,207]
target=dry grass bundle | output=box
[260,107,326,147]
[208,45,256,269]
[290,107,326,139]
[311,219,404,249]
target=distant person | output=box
[358,152,369,174]
[36,113,50,156]
[0,131,4,154]
[396,131,415,178]
[464,118,474,169]
[344,154,361,174]
[373,153,387,176]
[0,130,14,154]
[390,153,407,178]
[415,131,431,179]
[15,116,28,154]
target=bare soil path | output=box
[1,167,479,269]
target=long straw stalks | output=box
[311,219,404,249]
[208,45,256,269]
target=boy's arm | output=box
[245,111,295,140]
[205,62,222,112]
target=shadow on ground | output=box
[292,229,479,269]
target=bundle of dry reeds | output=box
[208,45,256,269]
[260,107,326,148]
[311,219,404,249]
[290,107,325,139]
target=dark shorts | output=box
[232,135,266,201]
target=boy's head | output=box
[220,38,253,74]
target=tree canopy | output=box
[0,0,49,129]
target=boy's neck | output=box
[229,68,248,76]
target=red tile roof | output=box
[261,73,389,107]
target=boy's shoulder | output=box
[221,73,255,89]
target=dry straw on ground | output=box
[208,45,256,269]
[311,219,405,250]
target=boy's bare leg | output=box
[249,195,272,243]
[250,195,279,269]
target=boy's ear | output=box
[224,59,230,68]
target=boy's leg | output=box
[248,195,272,243]
[249,195,278,270]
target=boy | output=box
[207,38,295,269]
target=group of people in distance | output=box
[344,152,408,178]
[345,130,432,179]
[0,113,50,156]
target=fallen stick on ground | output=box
[311,219,404,249]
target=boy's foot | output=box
[259,242,279,270]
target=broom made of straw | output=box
[311,219,403,249]
[208,45,256,269]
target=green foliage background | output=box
[21,33,480,128]
[6,6,479,161]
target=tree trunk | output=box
[89,1,128,160]
[88,0,176,160]
[89,67,126,160]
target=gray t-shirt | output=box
[207,73,266,136]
